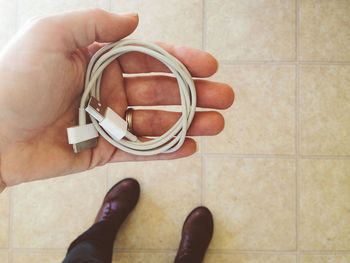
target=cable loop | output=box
[79,39,196,156]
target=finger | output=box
[54,9,139,52]
[118,42,218,77]
[109,137,197,162]
[125,76,234,109]
[131,110,224,136]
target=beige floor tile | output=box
[112,252,175,263]
[206,0,295,61]
[300,66,350,155]
[0,251,8,263]
[205,157,296,250]
[0,189,10,248]
[17,0,109,28]
[12,252,65,263]
[111,0,202,49]
[107,156,201,249]
[300,159,350,250]
[204,253,296,263]
[300,0,350,61]
[0,1,16,50]
[302,255,350,263]
[207,65,295,155]
[12,167,107,249]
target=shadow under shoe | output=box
[94,178,140,230]
[174,206,214,263]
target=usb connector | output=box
[84,97,106,122]
[86,97,128,141]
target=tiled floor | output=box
[0,0,349,263]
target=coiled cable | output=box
[79,39,196,156]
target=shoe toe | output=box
[186,207,213,230]
[106,178,140,204]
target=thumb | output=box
[55,8,139,51]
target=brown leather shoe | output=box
[174,207,214,263]
[94,178,140,229]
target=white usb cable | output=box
[67,39,196,155]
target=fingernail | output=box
[121,12,138,17]
[195,141,199,152]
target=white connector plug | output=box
[67,123,98,153]
[85,97,128,141]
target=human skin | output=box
[0,9,234,189]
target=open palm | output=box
[0,9,234,187]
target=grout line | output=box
[6,189,11,263]
[201,139,206,205]
[219,61,350,65]
[8,248,66,253]
[113,248,177,254]
[301,155,350,159]
[106,164,110,193]
[204,153,350,159]
[221,60,297,65]
[207,249,297,255]
[207,250,350,255]
[202,0,207,51]
[296,63,300,262]
[296,0,301,262]
[8,188,14,263]
[205,153,297,159]
[295,0,298,62]
[301,251,350,255]
[299,61,350,65]
[7,189,10,249]
[296,70,301,262]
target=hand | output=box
[0,9,234,187]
